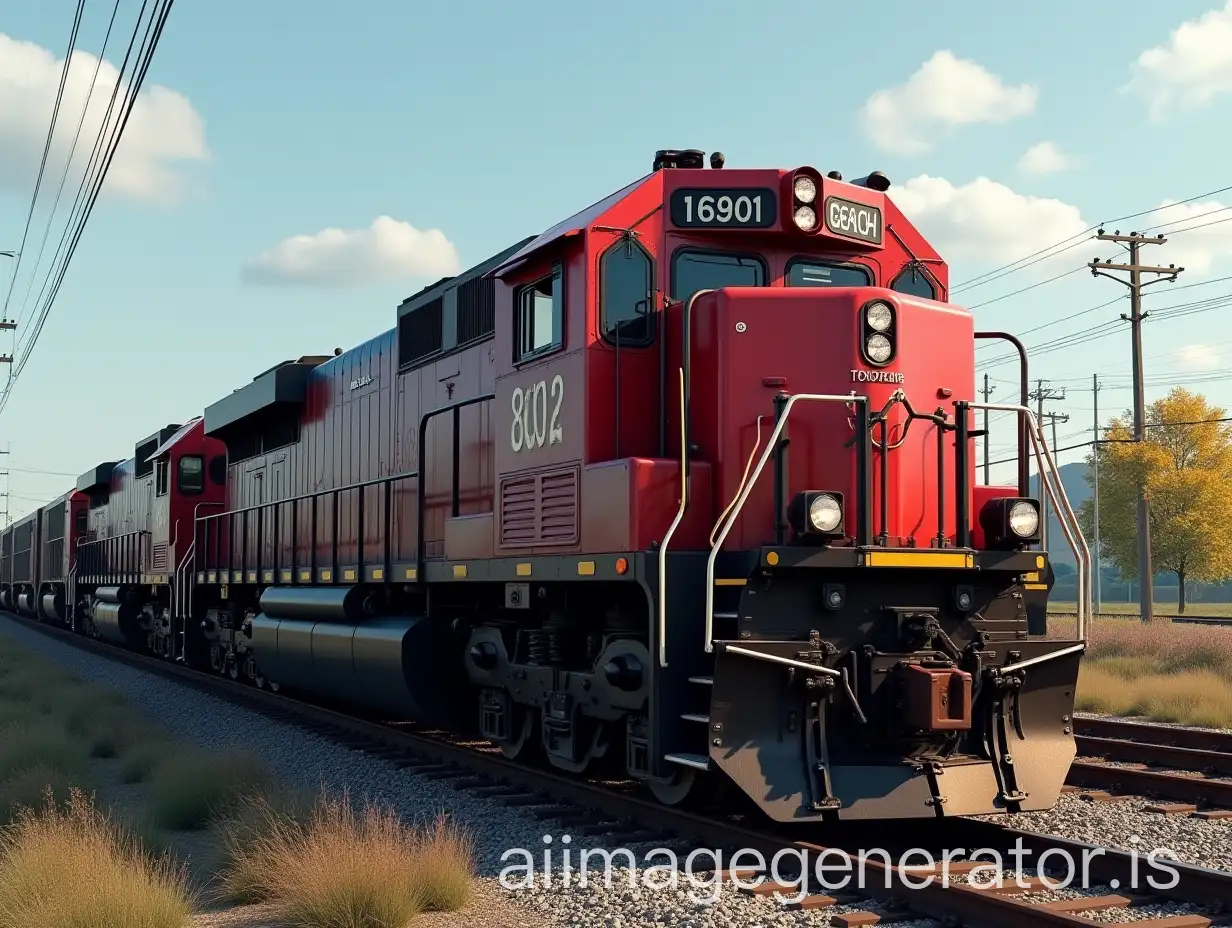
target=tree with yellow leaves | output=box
[1078,388,1232,615]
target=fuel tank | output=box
[16,591,37,617]
[40,589,65,624]
[92,588,143,647]
[250,607,467,724]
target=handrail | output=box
[704,393,870,654]
[970,402,1091,641]
[193,392,494,585]
[655,287,713,668]
[657,369,687,668]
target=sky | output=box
[2,0,1232,520]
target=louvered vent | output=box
[153,543,168,570]
[499,467,579,547]
[456,276,495,344]
[539,470,579,543]
[398,296,444,367]
[499,475,537,547]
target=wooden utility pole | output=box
[980,373,995,484]
[1089,231,1182,623]
[1092,374,1102,614]
[1028,379,1065,548]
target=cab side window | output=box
[155,460,169,497]
[515,262,564,363]
[600,240,654,346]
[892,264,938,299]
[178,455,205,495]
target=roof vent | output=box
[653,149,705,171]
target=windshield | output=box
[787,260,871,287]
[671,249,766,302]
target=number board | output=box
[823,196,883,245]
[669,188,777,229]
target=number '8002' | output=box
[511,375,564,452]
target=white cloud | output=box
[1018,141,1072,175]
[859,51,1037,153]
[242,216,461,288]
[1126,0,1232,118]
[0,32,208,203]
[1175,344,1222,371]
[891,175,1088,265]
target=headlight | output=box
[809,494,842,533]
[793,175,817,204]
[865,301,893,332]
[1008,500,1040,538]
[793,206,817,231]
[865,334,892,363]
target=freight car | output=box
[5,150,1091,824]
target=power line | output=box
[13,0,125,332]
[0,0,87,326]
[951,182,1232,293]
[0,0,179,413]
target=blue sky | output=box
[2,0,1232,519]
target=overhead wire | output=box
[1,0,178,413]
[13,0,125,332]
[0,0,87,326]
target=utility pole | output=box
[1028,379,1066,548]
[1092,375,1102,614]
[1090,230,1182,623]
[980,374,996,484]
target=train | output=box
[0,149,1091,823]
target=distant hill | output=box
[1028,461,1090,567]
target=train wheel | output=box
[498,706,541,762]
[647,767,698,807]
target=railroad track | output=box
[3,613,1231,927]
[1072,717,1232,816]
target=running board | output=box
[665,752,710,771]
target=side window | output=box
[600,240,654,346]
[892,264,938,299]
[209,455,227,486]
[74,510,87,534]
[670,250,765,303]
[515,263,564,363]
[787,260,872,287]
[155,460,169,497]
[178,455,205,495]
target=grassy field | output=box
[1049,614,1232,728]
[1050,601,1232,617]
[0,630,477,927]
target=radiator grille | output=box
[499,467,579,547]
[152,543,168,570]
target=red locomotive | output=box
[0,150,1090,822]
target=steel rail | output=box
[3,611,1230,926]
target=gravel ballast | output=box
[0,618,899,927]
[4,616,1229,926]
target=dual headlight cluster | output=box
[860,299,896,366]
[792,175,819,232]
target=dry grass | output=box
[219,790,473,926]
[1049,614,1232,728]
[1051,600,1232,617]
[0,788,193,928]
[0,718,90,784]
[148,748,271,831]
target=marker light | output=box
[793,175,817,204]
[865,301,893,332]
[865,334,892,363]
[794,206,817,231]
